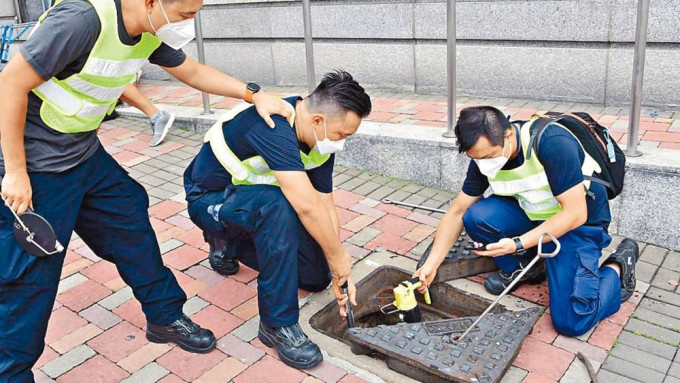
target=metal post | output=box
[302,0,316,94]
[626,0,649,157]
[13,0,23,23]
[442,0,456,138]
[194,11,212,115]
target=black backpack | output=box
[512,112,626,200]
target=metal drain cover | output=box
[348,307,543,383]
[418,232,499,283]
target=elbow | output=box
[572,209,588,229]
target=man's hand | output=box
[412,262,438,294]
[1,171,33,214]
[251,92,295,129]
[474,237,517,257]
[332,276,357,319]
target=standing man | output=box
[184,71,371,369]
[414,106,639,336]
[0,0,293,381]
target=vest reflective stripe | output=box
[66,78,129,101]
[81,58,147,78]
[31,0,161,133]
[34,80,111,117]
[487,121,601,221]
[204,102,330,187]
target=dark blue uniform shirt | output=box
[462,124,611,229]
[184,96,335,202]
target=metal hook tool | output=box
[381,198,447,214]
[456,232,561,342]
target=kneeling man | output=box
[184,71,371,368]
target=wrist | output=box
[244,82,261,103]
[512,236,526,254]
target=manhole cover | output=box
[418,231,498,283]
[348,308,542,383]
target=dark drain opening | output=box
[310,266,504,347]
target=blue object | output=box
[187,185,332,328]
[462,195,621,336]
[0,146,186,381]
[0,24,31,63]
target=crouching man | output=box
[184,71,371,369]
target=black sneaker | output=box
[258,322,323,369]
[604,238,640,302]
[483,258,546,295]
[207,236,239,276]
[146,314,216,353]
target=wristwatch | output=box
[244,82,261,104]
[512,236,526,255]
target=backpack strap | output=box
[527,118,554,160]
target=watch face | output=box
[247,83,261,93]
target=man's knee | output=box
[300,273,331,292]
[462,203,496,235]
[551,315,594,337]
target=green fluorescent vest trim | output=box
[31,0,162,134]
[205,105,331,187]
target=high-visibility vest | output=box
[486,120,601,221]
[30,0,162,134]
[204,103,331,187]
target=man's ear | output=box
[144,0,156,12]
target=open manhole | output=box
[309,265,542,383]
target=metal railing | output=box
[194,0,649,156]
[194,11,212,115]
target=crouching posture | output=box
[414,106,639,336]
[184,71,371,368]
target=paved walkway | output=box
[31,95,680,382]
[137,80,680,151]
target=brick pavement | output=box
[29,110,679,382]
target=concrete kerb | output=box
[116,104,680,251]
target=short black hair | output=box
[308,70,372,118]
[454,106,511,153]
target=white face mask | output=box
[148,0,196,50]
[474,139,509,178]
[312,119,346,155]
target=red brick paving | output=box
[198,277,257,312]
[56,355,129,383]
[513,336,574,381]
[588,320,623,350]
[190,305,243,339]
[233,355,307,383]
[87,321,148,363]
[157,347,228,382]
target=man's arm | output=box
[0,53,47,213]
[161,57,293,128]
[274,170,356,316]
[319,192,340,236]
[413,191,480,290]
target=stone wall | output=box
[0,1,16,24]
[144,0,680,108]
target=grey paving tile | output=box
[665,375,680,383]
[645,287,680,307]
[386,179,408,190]
[147,187,176,200]
[402,183,424,194]
[138,174,165,187]
[639,297,680,321]
[357,171,379,181]
[637,261,660,284]
[662,252,680,273]
[641,245,670,266]
[343,168,361,177]
[596,369,643,383]
[346,227,381,247]
[669,363,680,379]
[625,318,680,346]
[385,190,416,205]
[352,181,382,197]
[618,330,677,361]
[338,177,367,192]
[232,316,259,342]
[634,307,680,333]
[498,366,527,383]
[610,343,673,373]
[366,185,396,201]
[42,345,96,379]
[120,363,169,383]
[99,287,133,311]
[371,175,391,185]
[601,356,665,383]
[653,268,680,292]
[332,173,353,187]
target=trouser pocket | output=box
[570,248,600,316]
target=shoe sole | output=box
[258,331,323,369]
[150,114,175,147]
[146,331,217,354]
[208,257,240,276]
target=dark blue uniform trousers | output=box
[462,195,621,336]
[0,146,186,382]
[187,185,331,329]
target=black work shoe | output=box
[604,238,640,302]
[258,322,323,369]
[483,258,547,295]
[208,236,239,276]
[146,314,216,353]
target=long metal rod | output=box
[194,11,212,115]
[443,0,457,138]
[302,0,316,94]
[457,254,543,341]
[13,0,22,23]
[381,198,447,214]
[626,0,649,157]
